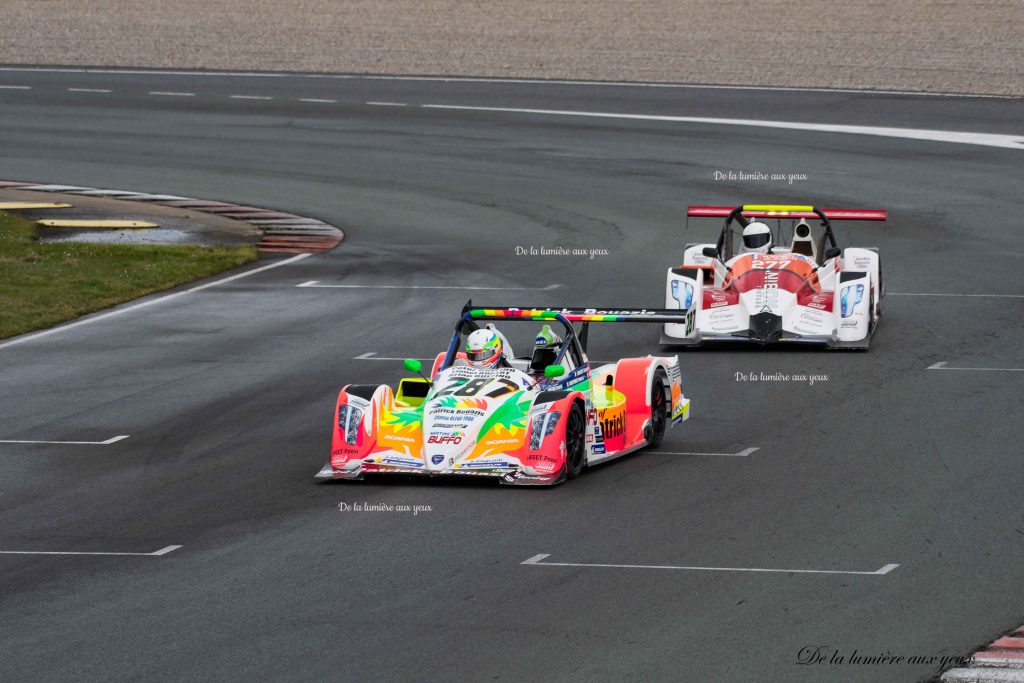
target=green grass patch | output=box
[0,211,258,339]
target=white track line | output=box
[890,292,1024,298]
[354,352,432,361]
[0,545,182,557]
[299,98,336,103]
[229,94,273,100]
[366,101,408,107]
[0,67,1012,98]
[0,254,310,350]
[296,280,560,291]
[0,435,129,445]
[928,362,1024,372]
[522,554,899,576]
[149,91,195,97]
[0,85,31,89]
[657,447,760,457]
[67,88,111,93]
[421,104,1024,151]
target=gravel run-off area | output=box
[1,1,1021,96]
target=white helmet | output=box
[465,328,503,368]
[742,221,773,254]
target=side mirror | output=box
[701,246,719,259]
[544,364,567,379]
[403,359,423,374]
[823,247,841,261]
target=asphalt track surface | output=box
[1,69,1022,682]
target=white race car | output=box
[662,204,885,349]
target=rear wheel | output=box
[564,402,586,479]
[648,377,668,448]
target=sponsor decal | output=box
[751,256,783,312]
[704,288,737,309]
[535,458,557,473]
[431,454,445,465]
[346,396,370,409]
[427,433,464,445]
[385,434,415,443]
[709,310,734,321]
[600,411,625,438]
[554,364,590,391]
[382,457,423,467]
[485,438,520,445]
[515,474,551,482]
[799,311,825,324]
[461,461,509,468]
[798,290,834,313]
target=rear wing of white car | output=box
[687,205,887,221]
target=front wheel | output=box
[563,402,586,480]
[648,377,667,448]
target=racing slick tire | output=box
[564,401,586,480]
[648,376,668,448]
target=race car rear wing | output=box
[458,303,690,357]
[465,306,691,324]
[688,204,887,221]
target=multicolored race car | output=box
[317,306,692,486]
[662,204,886,349]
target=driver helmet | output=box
[741,221,773,254]
[534,324,562,349]
[465,329,503,368]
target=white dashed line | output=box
[299,98,337,103]
[67,88,112,93]
[149,91,195,97]
[0,67,1012,99]
[657,447,760,457]
[0,434,130,445]
[0,545,182,557]
[928,362,1024,372]
[366,101,408,107]
[522,554,900,576]
[0,85,31,90]
[229,95,273,100]
[354,352,433,361]
[890,292,1024,298]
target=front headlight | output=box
[671,280,694,310]
[529,411,562,450]
[337,404,364,445]
[839,284,864,318]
